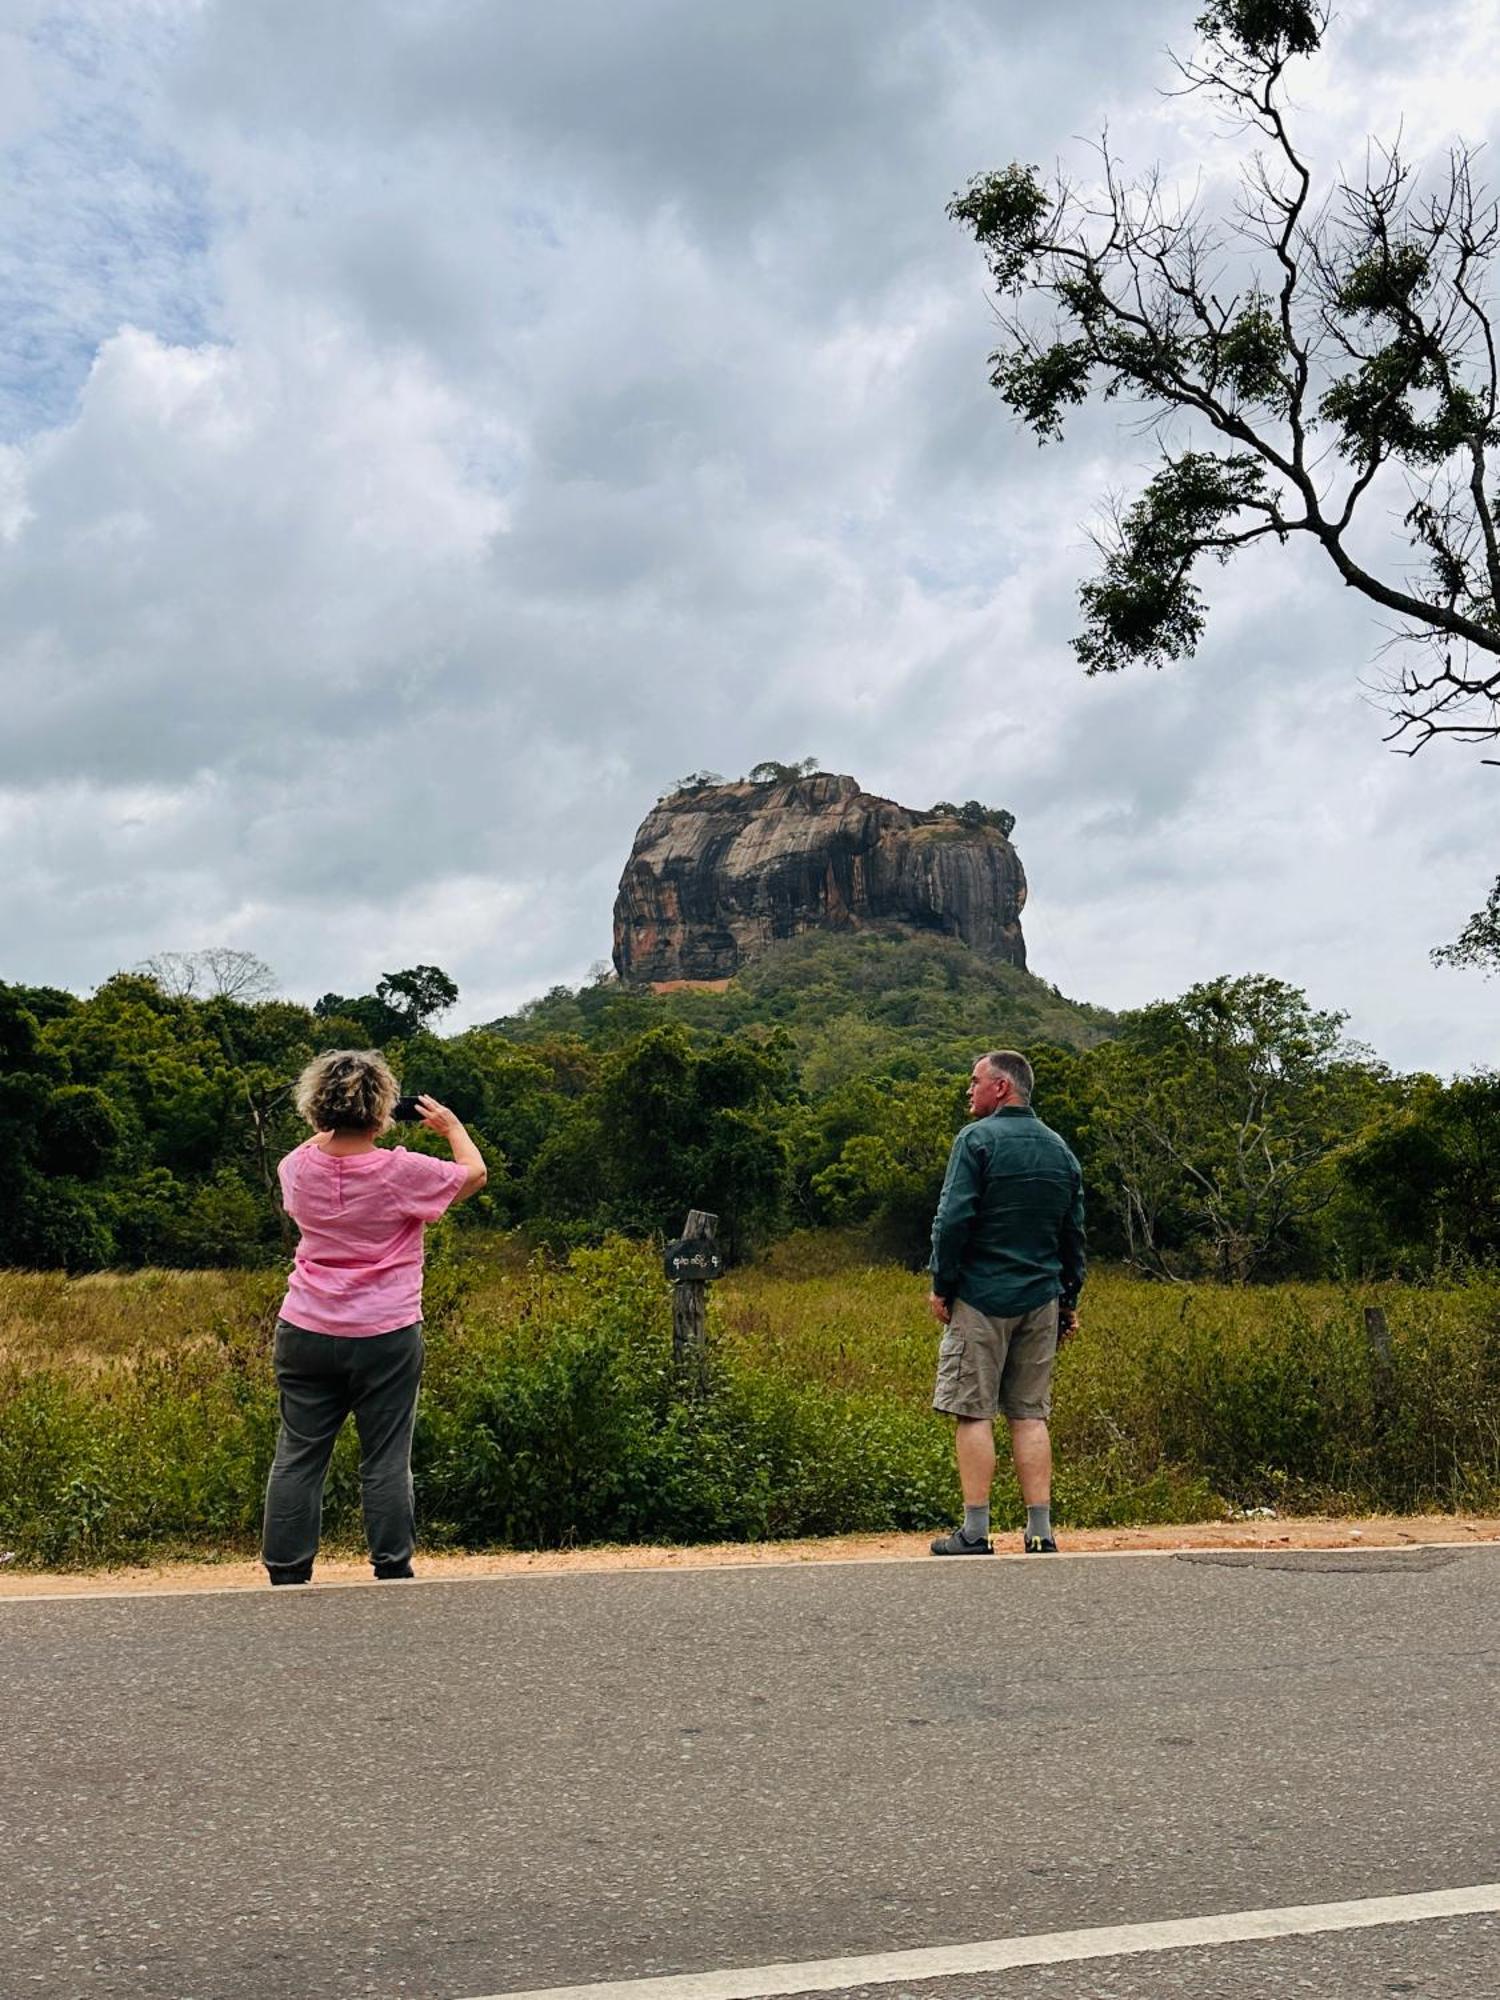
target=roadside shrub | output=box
[4,1246,1500,1566]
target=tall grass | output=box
[2,1237,1499,1567]
[727,1238,1500,1515]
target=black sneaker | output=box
[1023,1534,1058,1554]
[373,1560,414,1580]
[267,1565,312,1586]
[930,1528,994,1556]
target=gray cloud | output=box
[0,0,1496,1072]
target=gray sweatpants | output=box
[261,1319,424,1579]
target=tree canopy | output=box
[2,933,1495,1283]
[136,949,277,1002]
[746,757,821,784]
[929,800,1018,838]
[1431,876,1500,975]
[950,0,1500,950]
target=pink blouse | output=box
[277,1141,470,1336]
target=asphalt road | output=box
[5,1546,1499,1999]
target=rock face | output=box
[612,773,1027,984]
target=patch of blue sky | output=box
[0,8,220,443]
[509,201,565,254]
[904,551,1008,601]
[457,435,526,506]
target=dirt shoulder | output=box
[3,1513,1498,1597]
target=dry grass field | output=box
[3,1237,1499,1568]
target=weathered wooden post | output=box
[665,1208,722,1390]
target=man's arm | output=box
[929,1128,982,1312]
[1058,1167,1087,1338]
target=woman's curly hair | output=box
[294,1050,399,1134]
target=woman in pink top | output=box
[261,1049,487,1586]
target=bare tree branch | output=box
[949,0,1500,756]
[138,949,278,1003]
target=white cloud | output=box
[0,0,1495,1075]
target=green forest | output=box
[1,929,1494,1283]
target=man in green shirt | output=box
[927,1049,1086,1556]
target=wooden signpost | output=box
[666,1208,722,1387]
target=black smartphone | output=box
[391,1094,425,1122]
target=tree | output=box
[663,770,724,798]
[313,991,406,1043]
[1342,1070,1500,1271]
[747,757,820,783]
[375,965,459,1032]
[950,2,1500,930]
[1086,974,1383,1281]
[526,1024,793,1254]
[314,965,459,1042]
[797,1073,962,1259]
[390,1026,562,1221]
[1432,876,1500,974]
[929,800,1018,838]
[36,1085,123,1180]
[138,949,278,1002]
[0,984,43,1067]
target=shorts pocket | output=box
[935,1325,966,1394]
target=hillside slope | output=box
[491,929,1113,1064]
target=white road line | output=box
[468,1884,1500,2000]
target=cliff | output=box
[612,772,1026,985]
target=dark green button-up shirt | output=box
[929,1105,1087,1318]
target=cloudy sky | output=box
[1,0,1496,1072]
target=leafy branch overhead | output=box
[1430,876,1500,974]
[948,0,1500,754]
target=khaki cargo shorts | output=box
[932,1297,1059,1422]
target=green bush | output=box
[416,1242,955,1546]
[4,1247,1500,1566]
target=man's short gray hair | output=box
[981,1050,1034,1103]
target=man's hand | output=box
[928,1291,952,1326]
[1057,1307,1080,1345]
